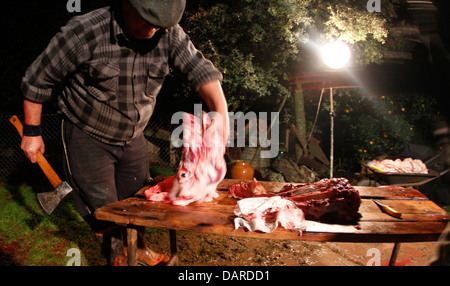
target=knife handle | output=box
[381,204,402,218]
[9,115,63,188]
[374,200,402,218]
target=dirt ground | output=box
[145,228,439,266]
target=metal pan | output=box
[371,168,440,186]
[361,160,449,187]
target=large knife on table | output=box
[9,115,72,215]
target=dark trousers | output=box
[61,119,150,232]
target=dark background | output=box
[1,0,449,118]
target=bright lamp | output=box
[322,41,351,69]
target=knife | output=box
[373,200,402,218]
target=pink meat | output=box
[144,112,226,206]
[228,178,269,198]
[144,176,175,203]
[370,158,428,174]
[277,208,305,231]
[229,178,361,221]
[233,196,306,233]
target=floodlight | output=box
[322,41,351,69]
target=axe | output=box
[9,115,72,215]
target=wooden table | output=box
[94,179,449,266]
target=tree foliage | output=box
[183,0,313,111]
[321,90,439,169]
[182,0,401,111]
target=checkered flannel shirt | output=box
[21,7,222,145]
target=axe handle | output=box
[9,115,63,189]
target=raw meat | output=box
[228,178,269,199]
[229,178,361,221]
[144,112,226,206]
[368,158,428,174]
[233,196,306,233]
[144,176,175,202]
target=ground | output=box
[145,228,439,266]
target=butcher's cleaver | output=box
[9,115,72,215]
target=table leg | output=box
[388,242,401,266]
[127,226,138,266]
[166,229,178,266]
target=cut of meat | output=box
[228,178,269,199]
[144,176,175,203]
[144,112,227,206]
[368,158,428,174]
[276,208,306,231]
[233,196,306,233]
[276,178,361,220]
[229,178,361,221]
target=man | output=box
[21,0,229,265]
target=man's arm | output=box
[21,99,45,163]
[167,26,228,147]
[198,80,229,149]
[21,17,86,163]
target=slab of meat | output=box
[233,196,306,233]
[144,112,226,206]
[229,178,361,221]
[228,178,269,198]
[368,158,428,174]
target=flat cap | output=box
[128,0,186,29]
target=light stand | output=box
[321,41,351,178]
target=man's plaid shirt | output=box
[21,7,222,145]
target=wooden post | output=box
[293,84,307,159]
[166,229,178,266]
[329,87,334,178]
[127,226,138,266]
[389,242,401,266]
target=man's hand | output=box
[198,80,229,149]
[22,99,45,163]
[204,114,227,154]
[21,135,45,163]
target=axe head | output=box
[37,181,73,215]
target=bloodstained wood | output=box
[95,179,449,244]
